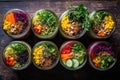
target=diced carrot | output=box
[97,30,106,37]
[5,12,16,24]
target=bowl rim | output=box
[2,9,31,39]
[89,9,117,39]
[59,40,87,70]
[32,41,59,70]
[31,9,59,39]
[2,41,32,70]
[59,10,86,39]
[88,41,117,71]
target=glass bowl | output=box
[88,41,117,71]
[88,10,116,39]
[59,41,87,70]
[59,10,86,39]
[2,9,31,39]
[31,9,58,39]
[32,41,59,70]
[2,41,31,70]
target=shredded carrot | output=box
[61,53,73,61]
[5,12,16,24]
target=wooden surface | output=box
[0,0,120,80]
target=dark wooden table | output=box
[0,0,120,80]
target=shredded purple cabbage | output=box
[14,10,28,27]
[92,43,115,56]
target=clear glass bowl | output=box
[59,10,86,39]
[59,41,87,70]
[2,41,31,70]
[88,10,116,39]
[32,41,59,70]
[2,9,31,39]
[31,9,58,39]
[88,41,117,71]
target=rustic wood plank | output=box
[0,1,120,80]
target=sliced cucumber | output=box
[72,59,79,68]
[79,57,85,64]
[66,59,73,67]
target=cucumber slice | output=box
[66,59,73,67]
[72,59,79,68]
[79,57,85,64]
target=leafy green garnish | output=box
[10,43,26,54]
[37,10,57,28]
[92,11,109,26]
[67,4,91,30]
[100,55,116,69]
[72,43,85,53]
[36,10,57,36]
[42,43,57,55]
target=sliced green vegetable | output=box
[79,57,85,64]
[72,59,79,68]
[66,59,73,67]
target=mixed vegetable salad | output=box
[32,10,58,38]
[60,4,91,39]
[60,41,87,70]
[88,42,116,70]
[90,10,116,37]
[3,41,31,70]
[3,9,29,35]
[32,41,59,70]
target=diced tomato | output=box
[33,25,43,34]
[95,63,100,67]
[5,56,16,66]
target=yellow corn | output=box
[61,15,70,30]
[32,15,40,25]
[33,45,44,65]
[104,16,115,29]
[3,20,11,31]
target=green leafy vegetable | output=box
[92,11,109,25]
[42,43,57,55]
[67,4,91,30]
[100,55,116,69]
[37,10,57,28]
[72,43,84,52]
[10,43,26,54]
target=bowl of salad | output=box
[2,41,31,70]
[88,41,117,71]
[32,9,58,39]
[60,41,87,70]
[32,41,59,70]
[2,9,31,39]
[59,4,91,39]
[88,10,116,39]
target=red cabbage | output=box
[91,43,115,57]
[14,10,28,27]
